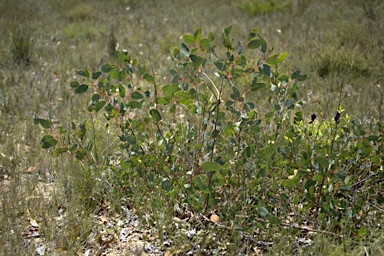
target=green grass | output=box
[0,0,383,255]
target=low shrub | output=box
[35,26,383,252]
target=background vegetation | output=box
[1,0,383,255]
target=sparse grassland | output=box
[0,0,383,255]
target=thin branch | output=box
[198,214,274,246]
[281,222,344,239]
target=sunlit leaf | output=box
[358,227,368,236]
[201,162,222,172]
[194,27,202,42]
[247,39,260,49]
[183,34,195,44]
[181,43,190,56]
[109,67,120,80]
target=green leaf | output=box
[174,91,191,100]
[118,84,125,98]
[231,86,240,100]
[224,122,233,137]
[92,71,102,80]
[251,82,266,92]
[250,125,260,133]
[92,94,100,103]
[259,34,267,53]
[277,51,288,62]
[189,54,202,67]
[201,161,222,172]
[247,39,260,49]
[54,147,68,156]
[278,74,289,82]
[259,63,272,77]
[138,64,146,75]
[224,26,232,37]
[199,38,211,48]
[157,97,170,105]
[131,91,144,100]
[109,67,120,80]
[143,73,154,82]
[214,60,224,70]
[101,63,112,73]
[127,135,136,145]
[128,101,142,109]
[335,171,347,180]
[181,43,190,56]
[169,104,176,114]
[194,28,202,42]
[291,70,301,79]
[87,140,93,151]
[208,32,214,41]
[266,52,288,65]
[162,83,179,97]
[277,146,286,155]
[95,100,106,112]
[358,227,368,237]
[70,81,79,88]
[367,135,379,141]
[150,109,162,122]
[312,174,323,182]
[78,69,89,78]
[40,135,58,149]
[75,150,85,160]
[297,74,307,81]
[248,28,258,39]
[243,144,256,159]
[34,117,51,129]
[118,70,126,81]
[315,156,329,169]
[258,207,269,217]
[75,84,88,93]
[192,175,208,192]
[282,177,299,188]
[183,34,195,44]
[161,179,171,191]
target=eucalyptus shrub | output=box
[34,26,383,239]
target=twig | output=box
[370,203,384,212]
[281,222,344,239]
[364,246,369,256]
[198,214,274,246]
[200,213,343,240]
